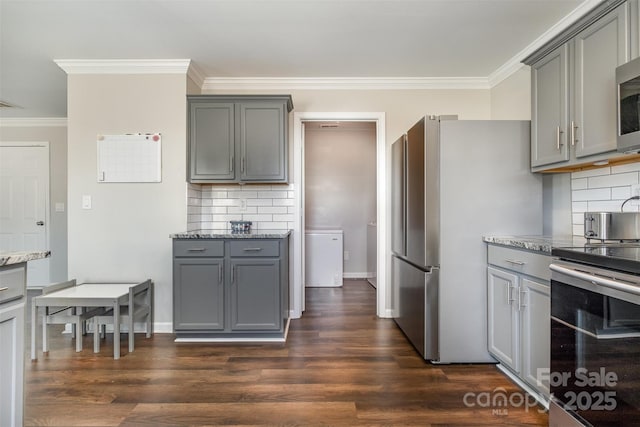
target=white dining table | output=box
[31,282,139,360]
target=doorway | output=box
[0,142,51,286]
[292,112,388,319]
[304,121,376,286]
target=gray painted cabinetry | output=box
[487,244,551,400]
[188,95,293,183]
[527,1,630,171]
[0,263,26,427]
[173,237,289,339]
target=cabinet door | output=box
[0,301,24,427]
[520,277,550,398]
[487,266,520,372]
[531,44,570,167]
[238,101,287,182]
[173,258,225,331]
[189,102,236,181]
[574,3,630,158]
[229,259,281,330]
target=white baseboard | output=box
[343,272,371,279]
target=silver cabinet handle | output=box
[241,157,245,173]
[0,287,8,292]
[570,121,578,146]
[243,248,263,252]
[505,259,525,266]
[519,289,527,310]
[507,284,515,304]
[231,265,235,283]
[556,126,564,150]
[230,155,234,173]
[36,221,44,226]
[219,264,223,284]
[187,248,206,252]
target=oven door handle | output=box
[550,263,640,296]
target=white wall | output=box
[0,123,68,282]
[304,123,376,276]
[67,74,187,331]
[490,66,531,120]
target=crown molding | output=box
[0,117,67,127]
[54,59,191,74]
[187,62,206,88]
[201,76,491,91]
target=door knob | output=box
[36,221,44,226]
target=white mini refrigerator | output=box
[305,229,343,287]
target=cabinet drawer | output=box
[174,240,224,257]
[487,245,551,281]
[0,265,26,304]
[229,240,279,257]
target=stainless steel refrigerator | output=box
[391,116,542,363]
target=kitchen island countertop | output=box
[171,230,292,239]
[0,251,51,266]
[482,235,586,254]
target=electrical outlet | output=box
[240,199,247,211]
[632,184,640,197]
[344,251,350,261]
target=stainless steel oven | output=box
[550,246,640,427]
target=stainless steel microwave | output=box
[617,56,640,153]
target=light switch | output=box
[82,195,92,209]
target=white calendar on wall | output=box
[97,134,161,183]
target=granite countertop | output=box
[171,229,292,239]
[482,235,587,254]
[0,250,51,266]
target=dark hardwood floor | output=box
[24,280,548,426]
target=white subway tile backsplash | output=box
[258,191,288,199]
[228,191,257,199]
[572,167,611,179]
[570,162,640,232]
[571,178,588,190]
[258,206,288,214]
[612,186,632,199]
[228,206,258,214]
[273,198,294,207]
[188,183,296,231]
[211,199,239,207]
[247,199,273,207]
[572,188,611,201]
[572,201,588,213]
[587,200,625,212]
[612,163,640,173]
[588,172,638,189]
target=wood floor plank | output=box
[24,281,547,426]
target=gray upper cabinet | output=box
[531,44,570,167]
[187,95,293,184]
[526,1,630,171]
[574,4,629,158]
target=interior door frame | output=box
[0,141,51,286]
[293,112,389,319]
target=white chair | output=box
[35,279,108,358]
[92,279,153,354]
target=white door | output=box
[0,143,50,286]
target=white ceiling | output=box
[0,0,594,118]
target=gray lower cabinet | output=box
[487,245,551,399]
[0,263,26,427]
[527,1,630,171]
[187,95,293,184]
[173,237,289,339]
